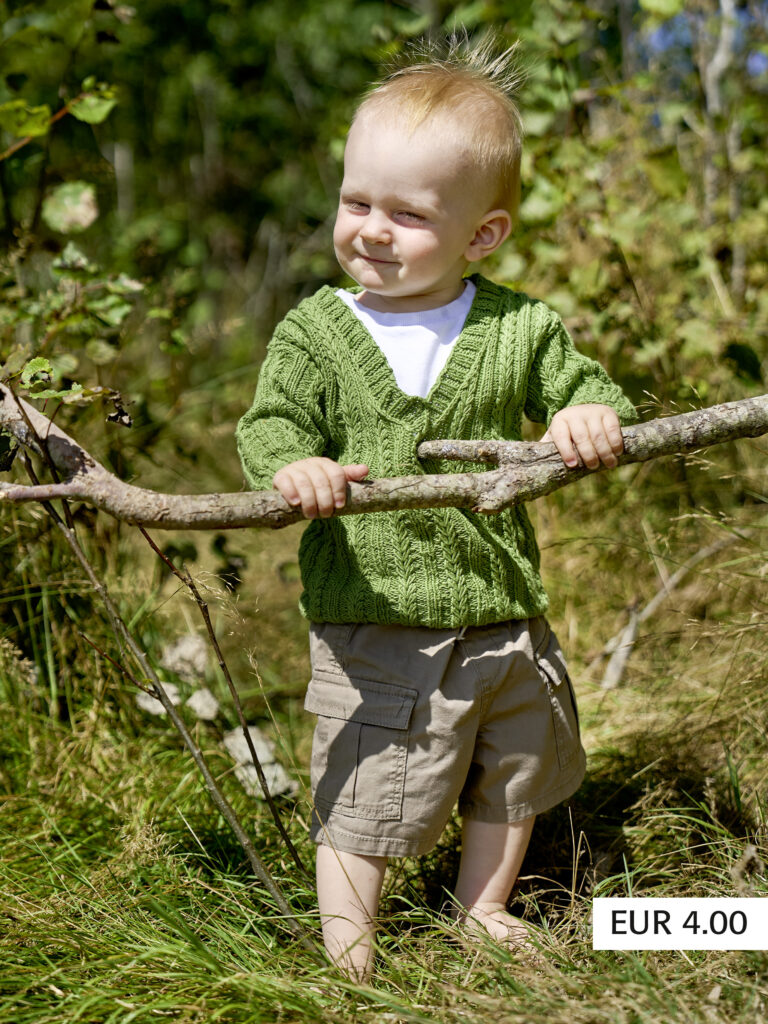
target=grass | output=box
[1,427,768,1021]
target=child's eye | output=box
[397,210,425,223]
[345,200,369,213]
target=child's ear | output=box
[464,209,513,263]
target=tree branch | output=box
[2,384,767,530]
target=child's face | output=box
[333,113,491,312]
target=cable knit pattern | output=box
[236,274,637,627]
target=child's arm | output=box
[236,325,330,493]
[273,457,369,519]
[524,309,636,468]
[541,403,624,469]
[236,321,368,515]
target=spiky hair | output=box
[354,33,525,216]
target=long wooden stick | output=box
[2,385,767,530]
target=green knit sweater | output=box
[236,273,636,627]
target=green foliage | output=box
[2,5,768,1013]
[68,80,118,124]
[1,240,143,413]
[0,99,50,137]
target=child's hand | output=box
[542,404,624,470]
[273,457,370,519]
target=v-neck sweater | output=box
[236,274,636,627]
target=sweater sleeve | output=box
[235,322,329,491]
[524,310,637,427]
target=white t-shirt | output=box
[336,280,477,399]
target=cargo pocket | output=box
[304,671,417,821]
[534,621,581,771]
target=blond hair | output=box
[354,35,525,216]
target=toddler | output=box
[236,37,636,980]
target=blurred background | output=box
[1,3,768,1017]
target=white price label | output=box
[593,898,768,950]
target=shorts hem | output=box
[458,752,586,823]
[310,816,445,858]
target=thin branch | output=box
[0,91,89,164]
[2,386,767,530]
[597,530,750,689]
[10,414,318,954]
[78,629,153,694]
[7,385,77,532]
[139,526,310,880]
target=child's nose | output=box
[360,211,391,244]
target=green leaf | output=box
[523,110,557,137]
[70,87,118,125]
[642,148,688,199]
[639,0,684,17]
[52,242,98,276]
[85,339,118,365]
[161,329,189,354]
[0,348,29,381]
[107,274,144,296]
[86,294,132,328]
[519,180,566,224]
[0,99,51,137]
[678,318,717,360]
[27,383,85,402]
[42,182,99,234]
[21,357,53,387]
[51,353,80,377]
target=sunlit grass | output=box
[1,434,768,1022]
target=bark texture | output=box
[1,385,767,530]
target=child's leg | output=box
[451,815,536,944]
[316,843,387,980]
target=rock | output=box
[185,687,220,721]
[223,725,276,765]
[159,634,209,684]
[135,683,181,715]
[234,761,298,799]
[223,726,297,799]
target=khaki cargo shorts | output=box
[304,616,586,858]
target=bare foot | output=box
[451,902,543,955]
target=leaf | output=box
[107,400,133,428]
[51,353,80,377]
[523,110,557,137]
[21,357,53,387]
[107,274,144,295]
[0,348,29,381]
[639,0,684,16]
[85,338,118,365]
[642,147,688,199]
[52,242,98,275]
[86,294,133,328]
[519,180,566,224]
[70,88,118,125]
[678,319,717,360]
[0,100,51,138]
[42,182,99,234]
[162,328,190,353]
[27,383,85,402]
